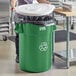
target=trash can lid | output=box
[15,3,55,16]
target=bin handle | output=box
[15,23,23,33]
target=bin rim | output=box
[45,23,55,26]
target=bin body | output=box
[15,23,55,72]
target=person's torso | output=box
[18,0,33,5]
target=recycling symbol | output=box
[39,42,48,52]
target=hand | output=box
[43,1,51,4]
[37,0,51,4]
[10,5,15,11]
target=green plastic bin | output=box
[15,23,56,72]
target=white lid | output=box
[15,3,55,16]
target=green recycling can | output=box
[15,23,56,72]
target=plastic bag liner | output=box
[18,15,54,26]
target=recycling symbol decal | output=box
[39,42,48,52]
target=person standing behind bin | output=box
[11,0,51,63]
